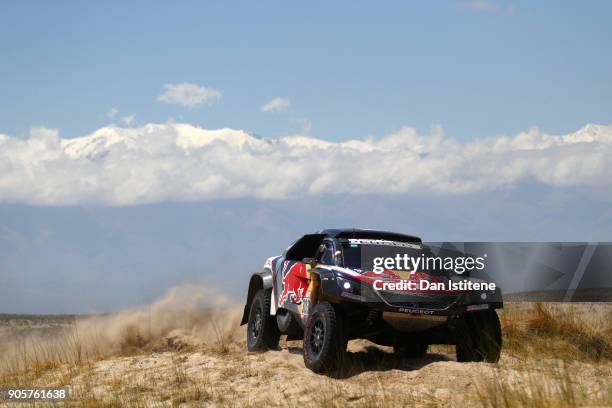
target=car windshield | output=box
[340,239,431,272]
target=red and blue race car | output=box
[241,229,502,373]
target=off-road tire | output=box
[456,309,502,363]
[246,289,280,351]
[303,302,347,373]
[394,342,428,358]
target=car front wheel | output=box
[303,302,346,373]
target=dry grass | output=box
[474,360,612,408]
[500,302,612,361]
[475,302,612,408]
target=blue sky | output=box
[1,0,611,141]
[1,1,612,312]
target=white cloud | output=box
[107,107,119,118]
[0,123,610,206]
[157,83,222,108]
[121,114,135,126]
[261,97,291,112]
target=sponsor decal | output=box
[467,304,490,311]
[397,308,436,315]
[278,261,309,307]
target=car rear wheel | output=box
[455,309,502,363]
[246,289,280,351]
[394,342,428,358]
[303,302,346,373]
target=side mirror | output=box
[302,257,317,267]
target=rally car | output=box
[241,229,502,373]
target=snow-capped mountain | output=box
[0,123,611,205]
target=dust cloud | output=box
[0,285,245,373]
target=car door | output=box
[275,234,325,315]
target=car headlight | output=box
[335,273,362,296]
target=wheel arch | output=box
[310,267,340,304]
[240,271,273,325]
